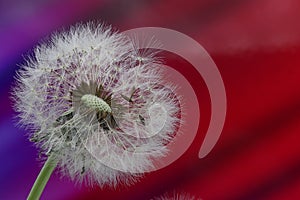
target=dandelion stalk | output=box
[27,154,57,200]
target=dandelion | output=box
[12,23,181,199]
[152,191,201,200]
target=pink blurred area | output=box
[1,0,300,199]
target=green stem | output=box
[27,154,57,200]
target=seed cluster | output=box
[81,94,112,113]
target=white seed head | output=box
[12,22,181,187]
[153,192,201,200]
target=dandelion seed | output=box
[12,22,181,190]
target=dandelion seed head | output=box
[12,22,181,187]
[153,191,201,200]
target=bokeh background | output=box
[1,0,300,199]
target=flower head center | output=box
[81,94,112,113]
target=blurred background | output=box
[1,0,300,199]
